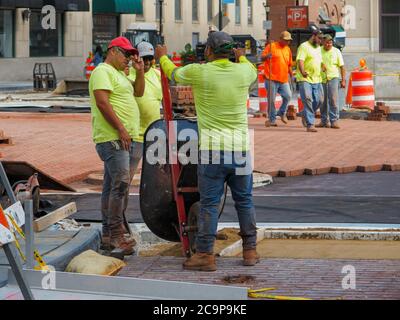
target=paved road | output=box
[42,172,400,224]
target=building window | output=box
[29,11,63,57]
[223,4,228,16]
[192,0,199,22]
[156,1,161,20]
[0,9,13,58]
[192,32,200,48]
[136,0,144,20]
[235,0,241,25]
[93,14,119,53]
[381,0,400,51]
[208,0,213,22]
[248,0,253,25]
[175,0,182,21]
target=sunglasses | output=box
[142,56,154,61]
[114,47,132,59]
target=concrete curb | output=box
[218,228,266,257]
[218,227,400,257]
[264,229,400,241]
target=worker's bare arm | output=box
[298,60,308,78]
[340,66,346,88]
[233,48,246,62]
[131,55,145,97]
[94,89,131,150]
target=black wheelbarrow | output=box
[139,70,226,257]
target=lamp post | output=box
[158,0,164,37]
[263,1,270,42]
[219,0,223,31]
[263,1,272,120]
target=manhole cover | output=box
[222,275,255,284]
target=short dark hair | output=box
[208,46,231,59]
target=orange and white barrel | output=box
[298,96,304,113]
[258,69,268,113]
[351,70,375,110]
[172,53,183,67]
[85,65,95,80]
[274,94,283,111]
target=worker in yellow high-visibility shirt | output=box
[296,29,325,132]
[126,41,162,175]
[89,37,144,256]
[319,34,346,129]
[155,32,258,272]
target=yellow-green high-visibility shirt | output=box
[89,63,140,144]
[321,46,344,83]
[296,41,323,84]
[128,67,162,143]
[160,55,257,151]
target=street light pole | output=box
[219,0,223,31]
[159,0,164,41]
[263,1,270,42]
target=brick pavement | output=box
[251,117,400,177]
[0,112,399,184]
[0,112,102,184]
[119,256,400,300]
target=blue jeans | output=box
[196,151,257,253]
[322,78,340,125]
[96,140,142,236]
[298,82,324,127]
[265,80,292,123]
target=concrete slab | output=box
[0,82,33,92]
[0,228,100,272]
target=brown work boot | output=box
[307,126,318,133]
[101,234,111,251]
[315,122,330,128]
[183,253,217,272]
[102,234,136,250]
[331,121,340,129]
[110,235,135,256]
[265,120,278,128]
[280,114,288,124]
[243,249,260,266]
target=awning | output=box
[0,0,90,12]
[93,0,143,14]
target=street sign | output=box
[212,13,230,30]
[263,20,272,30]
[286,6,309,29]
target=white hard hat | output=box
[137,41,155,58]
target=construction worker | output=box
[296,29,325,132]
[126,41,162,174]
[155,31,259,272]
[261,31,294,127]
[319,34,346,129]
[89,37,145,255]
[92,45,104,67]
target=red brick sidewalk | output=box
[0,113,102,184]
[119,256,400,300]
[0,112,399,184]
[251,117,400,176]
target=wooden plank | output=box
[33,202,77,232]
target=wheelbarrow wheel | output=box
[187,201,200,255]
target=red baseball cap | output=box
[108,36,138,56]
